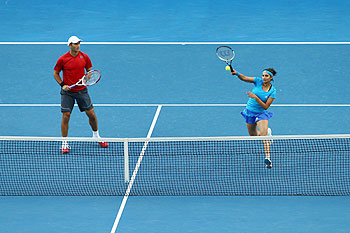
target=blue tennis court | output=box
[1,1,350,233]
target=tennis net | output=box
[0,135,349,196]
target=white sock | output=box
[93,130,100,138]
[62,140,68,149]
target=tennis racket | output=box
[216,46,235,72]
[70,70,101,88]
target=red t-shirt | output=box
[54,51,92,92]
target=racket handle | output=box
[229,65,234,72]
[69,85,75,88]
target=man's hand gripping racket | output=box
[70,70,101,89]
[216,46,237,75]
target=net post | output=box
[124,140,130,183]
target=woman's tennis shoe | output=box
[264,158,272,169]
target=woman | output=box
[231,68,277,168]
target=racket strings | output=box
[219,50,231,58]
[83,71,100,85]
[216,46,235,62]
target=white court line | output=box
[1,103,350,107]
[110,105,162,233]
[0,42,350,45]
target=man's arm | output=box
[53,70,69,90]
[53,70,63,84]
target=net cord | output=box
[1,134,350,143]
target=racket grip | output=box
[229,66,234,72]
[69,85,75,88]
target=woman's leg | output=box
[256,120,268,136]
[257,120,272,167]
[246,123,259,136]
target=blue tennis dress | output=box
[241,77,276,123]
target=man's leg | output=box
[85,108,98,132]
[60,89,74,153]
[85,108,108,148]
[61,112,71,137]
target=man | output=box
[53,36,108,153]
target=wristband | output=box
[235,72,240,76]
[60,82,65,87]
